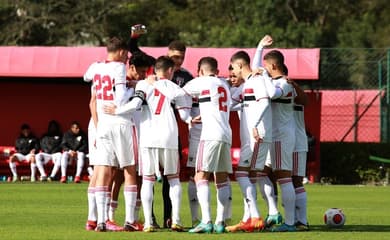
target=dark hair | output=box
[47,120,61,135]
[21,123,30,130]
[106,37,127,53]
[230,50,250,65]
[154,56,175,71]
[282,63,288,75]
[71,121,80,127]
[263,50,285,69]
[129,52,155,68]
[168,40,186,52]
[197,57,218,73]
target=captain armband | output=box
[133,90,146,101]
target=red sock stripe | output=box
[88,187,95,194]
[110,202,118,208]
[143,176,156,182]
[235,171,249,178]
[295,187,306,194]
[257,172,268,177]
[196,179,208,188]
[124,185,137,192]
[95,186,109,192]
[278,178,292,185]
[216,181,229,189]
[167,174,179,180]
[249,177,258,184]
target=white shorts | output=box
[196,140,232,173]
[270,139,295,171]
[95,124,138,168]
[292,151,307,177]
[238,141,270,171]
[36,152,62,164]
[187,138,200,168]
[13,153,34,162]
[139,147,179,176]
[88,123,97,166]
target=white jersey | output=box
[136,78,189,149]
[294,104,308,152]
[189,97,202,141]
[183,76,232,144]
[241,74,272,143]
[84,61,133,126]
[271,77,295,140]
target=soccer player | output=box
[263,50,297,232]
[184,57,232,234]
[36,120,62,181]
[8,124,40,182]
[84,36,138,232]
[290,79,310,231]
[59,121,87,183]
[105,56,191,232]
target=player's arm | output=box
[89,88,98,128]
[103,90,145,115]
[127,24,147,54]
[264,76,283,99]
[252,98,270,142]
[251,35,273,70]
[230,85,243,111]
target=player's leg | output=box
[270,140,296,232]
[162,175,172,228]
[48,153,62,180]
[28,153,37,182]
[109,169,124,223]
[292,151,309,230]
[74,151,85,182]
[35,153,47,180]
[8,153,22,181]
[60,151,70,183]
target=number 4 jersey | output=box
[183,76,232,145]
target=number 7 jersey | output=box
[183,76,232,144]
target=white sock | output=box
[76,157,84,177]
[236,171,259,218]
[124,185,137,224]
[108,200,118,222]
[168,177,182,225]
[225,178,232,220]
[105,192,111,222]
[258,175,279,215]
[87,187,97,221]
[30,163,36,178]
[196,179,211,223]
[141,176,155,228]
[215,181,230,223]
[242,198,250,222]
[295,187,307,225]
[95,186,108,224]
[134,199,141,222]
[60,154,68,177]
[278,178,296,226]
[188,178,199,221]
[9,162,17,177]
[36,159,46,177]
[50,160,61,178]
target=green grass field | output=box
[0,181,389,240]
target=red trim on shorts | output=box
[292,152,299,176]
[216,181,229,189]
[235,171,248,178]
[257,172,267,177]
[278,178,292,185]
[197,140,205,172]
[275,141,282,169]
[132,126,138,166]
[250,142,260,169]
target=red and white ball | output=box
[324,208,346,227]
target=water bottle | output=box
[67,176,73,183]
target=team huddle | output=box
[83,28,309,233]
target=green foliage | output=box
[0,0,389,48]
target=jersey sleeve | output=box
[83,62,97,82]
[113,63,128,106]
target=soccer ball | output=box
[324,208,346,227]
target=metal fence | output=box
[318,48,390,143]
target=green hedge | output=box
[320,142,390,184]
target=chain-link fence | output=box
[318,48,390,143]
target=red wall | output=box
[0,79,90,145]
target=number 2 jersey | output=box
[183,76,232,145]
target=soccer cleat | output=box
[47,176,53,182]
[123,221,143,231]
[151,220,160,229]
[143,226,156,232]
[188,222,213,233]
[240,217,265,232]
[271,223,296,232]
[213,222,226,234]
[85,220,97,231]
[295,221,310,231]
[74,176,81,183]
[225,220,247,232]
[265,213,283,228]
[40,176,47,182]
[31,176,36,182]
[12,176,18,182]
[106,220,123,231]
[60,176,67,183]
[192,219,201,228]
[171,223,184,232]
[95,223,107,232]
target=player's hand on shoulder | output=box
[145,74,158,85]
[103,103,117,115]
[252,67,264,76]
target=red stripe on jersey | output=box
[250,142,260,170]
[192,97,199,103]
[244,88,254,94]
[286,91,293,97]
[256,97,270,101]
[201,90,210,95]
